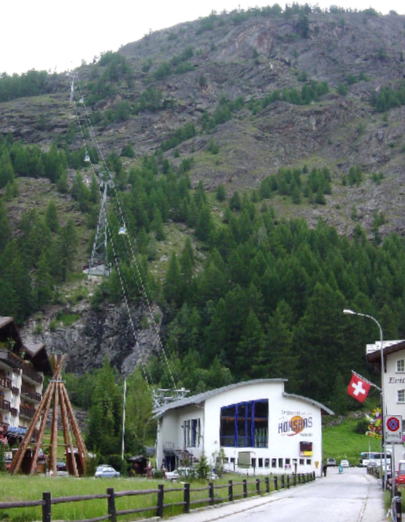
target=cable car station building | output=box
[155,379,333,477]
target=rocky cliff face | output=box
[2,9,405,237]
[22,300,162,375]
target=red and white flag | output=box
[347,372,371,403]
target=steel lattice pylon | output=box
[86,181,110,277]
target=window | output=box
[183,418,201,447]
[397,360,405,372]
[265,458,270,468]
[278,458,283,468]
[271,458,277,468]
[220,399,268,447]
[251,458,256,468]
[300,459,304,465]
[258,458,263,468]
[306,459,311,465]
[300,441,313,456]
[398,390,405,403]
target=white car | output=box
[94,465,120,478]
[340,459,350,468]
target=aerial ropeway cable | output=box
[69,72,179,395]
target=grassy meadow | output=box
[0,473,270,521]
[322,415,381,466]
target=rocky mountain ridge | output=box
[2,6,405,377]
[2,8,405,238]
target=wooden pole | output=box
[29,381,54,474]
[59,383,79,477]
[60,385,87,472]
[50,381,60,475]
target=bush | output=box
[196,455,210,479]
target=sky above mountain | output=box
[2,0,404,75]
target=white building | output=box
[366,339,405,467]
[155,379,333,477]
[0,316,51,444]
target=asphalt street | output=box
[166,467,388,522]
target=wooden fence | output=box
[0,472,315,522]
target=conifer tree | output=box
[45,201,59,232]
[164,253,181,305]
[0,149,15,188]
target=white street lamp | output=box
[343,308,387,489]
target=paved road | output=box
[167,467,387,522]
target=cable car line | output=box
[69,72,178,390]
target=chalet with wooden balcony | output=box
[0,316,51,442]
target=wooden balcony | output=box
[22,364,42,384]
[0,350,23,370]
[0,397,10,412]
[19,404,35,419]
[21,387,41,402]
[0,376,11,390]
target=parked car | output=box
[56,461,69,476]
[165,467,218,481]
[165,467,193,480]
[340,459,350,468]
[327,458,336,466]
[395,460,405,486]
[94,465,120,478]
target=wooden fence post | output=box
[183,483,190,513]
[156,484,164,518]
[243,479,247,498]
[228,480,233,502]
[293,474,296,486]
[281,475,285,489]
[256,478,260,495]
[265,476,270,493]
[107,488,116,522]
[42,492,51,522]
[287,475,290,488]
[209,482,215,505]
[274,476,278,490]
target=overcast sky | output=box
[2,0,404,75]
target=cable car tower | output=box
[85,179,110,277]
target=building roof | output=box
[283,392,334,415]
[367,339,405,363]
[0,316,14,329]
[154,379,333,417]
[0,316,52,375]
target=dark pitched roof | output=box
[367,340,405,363]
[0,316,52,375]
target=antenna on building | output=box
[153,388,189,409]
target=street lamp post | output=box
[343,308,387,489]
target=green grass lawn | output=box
[0,472,293,521]
[323,416,381,466]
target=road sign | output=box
[385,415,402,443]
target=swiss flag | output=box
[347,373,371,403]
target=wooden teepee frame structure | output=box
[10,355,87,476]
